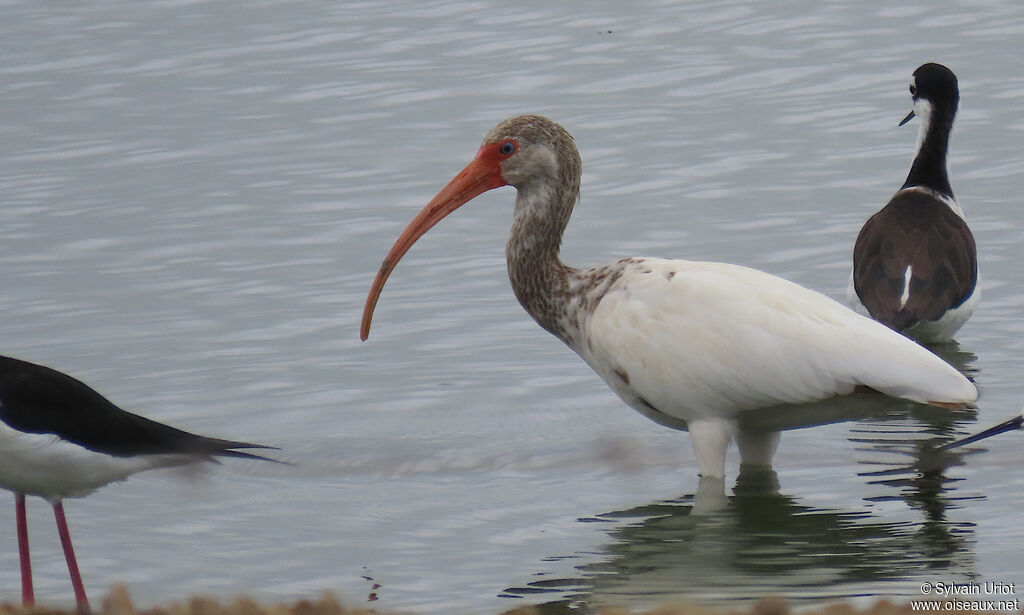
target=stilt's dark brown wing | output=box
[852,190,977,331]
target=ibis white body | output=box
[577,258,974,477]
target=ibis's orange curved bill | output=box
[360,146,508,340]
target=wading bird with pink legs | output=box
[0,355,276,610]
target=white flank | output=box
[0,420,205,499]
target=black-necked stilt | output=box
[0,354,276,610]
[849,63,978,343]
[360,114,976,480]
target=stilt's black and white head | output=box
[898,63,960,197]
[900,63,959,143]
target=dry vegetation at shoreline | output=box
[1,586,1019,615]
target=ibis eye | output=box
[909,84,916,96]
[499,141,516,156]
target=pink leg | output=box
[16,493,35,607]
[52,500,89,610]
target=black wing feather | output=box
[0,355,276,461]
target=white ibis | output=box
[849,63,978,342]
[0,354,276,610]
[360,114,977,479]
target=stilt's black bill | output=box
[936,415,1024,451]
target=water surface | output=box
[1,1,1024,613]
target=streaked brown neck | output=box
[506,185,578,343]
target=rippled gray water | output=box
[2,1,1024,613]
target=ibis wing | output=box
[583,259,975,423]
